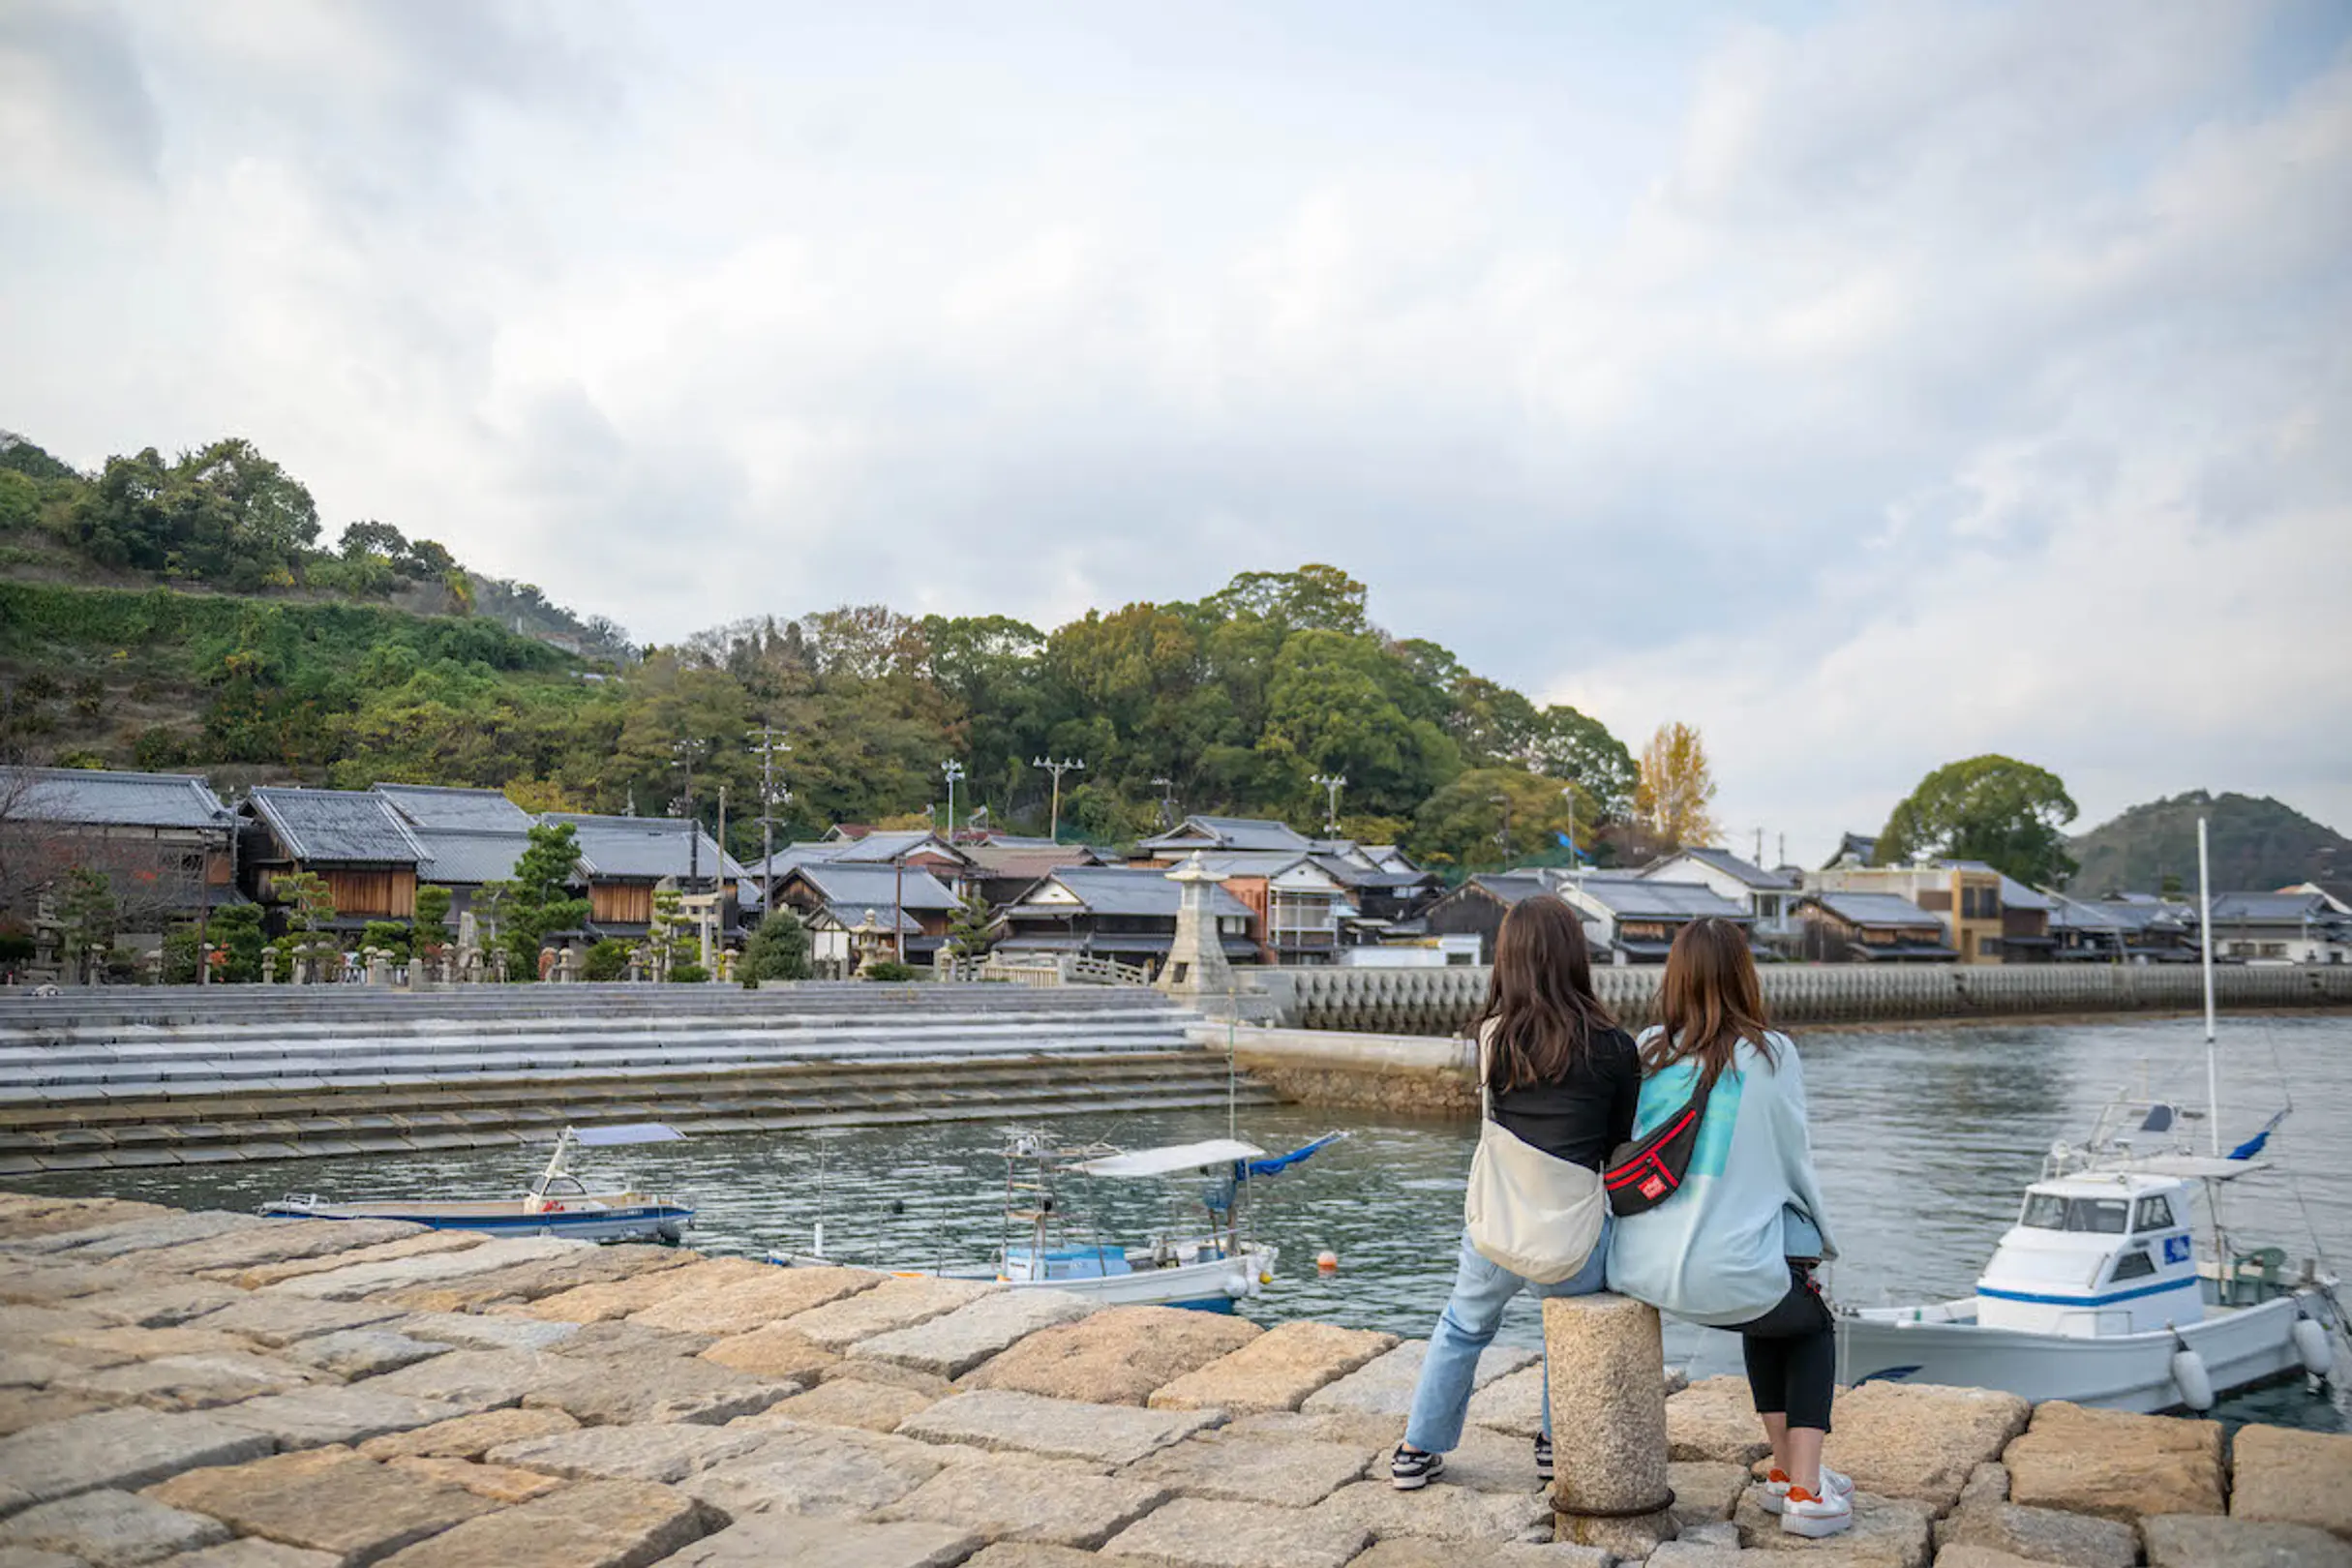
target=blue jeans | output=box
[1402,1219,1613,1454]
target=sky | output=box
[5,0,2349,862]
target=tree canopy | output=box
[1877,754,2079,887]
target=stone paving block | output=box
[1933,1499,2138,1567]
[263,1238,591,1302]
[880,1451,1170,1548]
[0,1304,106,1341]
[825,1358,956,1396]
[391,1313,580,1354]
[962,1307,1262,1406]
[20,1212,266,1261]
[901,1389,1224,1469]
[547,1320,713,1362]
[144,1541,340,1568]
[1643,1546,1755,1568]
[0,1388,111,1437]
[135,1221,427,1278]
[360,1349,570,1410]
[1667,1460,1750,1527]
[960,1548,1104,1568]
[524,1257,769,1324]
[280,1328,450,1379]
[65,1352,318,1413]
[0,1409,275,1514]
[1223,1409,1403,1452]
[210,1387,475,1450]
[631,1265,882,1336]
[0,1549,85,1568]
[0,1259,149,1305]
[1733,1489,1935,1565]
[76,1284,251,1329]
[2002,1402,2223,1523]
[750,1377,938,1433]
[697,1325,839,1380]
[1347,1541,1614,1567]
[780,1276,999,1352]
[1667,1375,1769,1464]
[357,1406,581,1462]
[0,1488,230,1566]
[1414,1424,1548,1494]
[2143,1511,2352,1567]
[661,1513,980,1568]
[0,1198,176,1243]
[380,1457,566,1504]
[0,1347,121,1392]
[1123,1429,1372,1507]
[1101,1493,1372,1568]
[1960,1462,2010,1511]
[1301,1339,1536,1418]
[484,1423,769,1484]
[1148,1320,1399,1414]
[387,1245,692,1313]
[183,1297,407,1348]
[522,1357,798,1426]
[675,1423,951,1522]
[2230,1422,2352,1540]
[144,1451,498,1566]
[852,1288,1096,1379]
[224,1233,484,1292]
[1805,1382,2033,1514]
[1313,1478,1553,1544]
[45,1327,258,1363]
[371,1477,708,1568]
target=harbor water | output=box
[23,1012,2351,1432]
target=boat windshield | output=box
[2021,1194,2130,1233]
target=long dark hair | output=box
[1642,917,1777,1090]
[1472,894,1616,1090]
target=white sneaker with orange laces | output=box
[1780,1484,1854,1538]
[1760,1464,1853,1515]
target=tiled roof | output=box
[373,783,535,832]
[791,861,959,913]
[1136,815,1312,854]
[959,842,1102,878]
[1807,891,1945,928]
[248,787,429,865]
[2211,891,2340,923]
[407,829,528,887]
[543,813,745,882]
[1660,847,1797,891]
[1463,873,1552,906]
[821,829,972,866]
[2,768,232,830]
[1573,878,1750,920]
[1038,864,1251,920]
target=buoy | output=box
[1316,1250,1340,1274]
[2171,1346,2216,1411]
[2294,1317,2335,1378]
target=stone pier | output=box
[1545,1295,1678,1558]
[1,1191,2348,1567]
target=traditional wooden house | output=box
[954,834,1104,909]
[1641,847,1799,942]
[1421,872,1553,964]
[994,864,1257,973]
[1133,814,1312,862]
[771,860,960,970]
[1794,891,1958,962]
[1554,875,1753,963]
[0,767,243,961]
[371,784,532,926]
[241,786,429,930]
[1308,841,1441,946]
[2206,890,2348,965]
[542,812,747,938]
[1808,861,2006,964]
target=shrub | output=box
[861,960,918,982]
[582,937,629,981]
[669,962,709,984]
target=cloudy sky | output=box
[6,0,2348,859]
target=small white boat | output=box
[262,1123,697,1244]
[1840,818,2344,1413]
[774,1131,1344,1312]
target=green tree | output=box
[1410,768,1580,870]
[411,885,452,968]
[56,865,119,983]
[273,869,337,933]
[359,920,410,963]
[944,889,994,963]
[582,937,630,981]
[481,822,589,978]
[209,903,265,982]
[1877,755,2080,887]
[161,922,202,983]
[739,908,812,981]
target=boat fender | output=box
[1224,1274,1251,1298]
[2170,1345,2216,1412]
[2294,1317,2335,1379]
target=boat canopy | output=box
[574,1123,687,1147]
[1067,1139,1266,1178]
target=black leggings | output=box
[1730,1264,1835,1432]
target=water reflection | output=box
[25,1013,2349,1430]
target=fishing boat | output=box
[261,1123,697,1243]
[1839,820,2344,1413]
[773,1130,1344,1312]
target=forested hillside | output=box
[0,429,1650,869]
[2069,792,2350,895]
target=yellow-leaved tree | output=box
[1635,721,1720,851]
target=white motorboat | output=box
[774,1131,1345,1312]
[1840,819,2343,1413]
[262,1123,697,1244]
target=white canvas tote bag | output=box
[1462,1023,1608,1283]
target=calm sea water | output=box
[25,1013,2351,1432]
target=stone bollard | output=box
[365,948,391,987]
[1545,1292,1678,1556]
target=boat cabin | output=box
[1976,1171,2200,1338]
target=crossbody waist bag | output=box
[1462,1028,1608,1284]
[1604,1068,1716,1217]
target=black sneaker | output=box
[1534,1433,1554,1483]
[1390,1445,1445,1491]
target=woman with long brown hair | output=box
[1607,918,1848,1539]
[1390,894,1640,1492]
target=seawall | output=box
[1,1190,2345,1566]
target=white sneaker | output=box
[1781,1484,1854,1538]
[1760,1465,1853,1515]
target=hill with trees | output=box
[2068,792,2351,895]
[1,426,1682,873]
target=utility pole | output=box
[1034,756,1085,843]
[1755,827,1764,866]
[671,738,707,888]
[1311,773,1346,838]
[1490,794,1514,866]
[941,760,965,850]
[1560,781,1578,864]
[1152,776,1178,831]
[748,724,791,916]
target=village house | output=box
[2045,892,2199,963]
[1808,860,2007,964]
[1555,874,1755,963]
[993,863,1258,975]
[1794,891,1960,961]
[1640,847,1799,944]
[1133,814,1312,861]
[2205,890,2349,965]
[1307,840,1441,947]
[370,784,533,927]
[1420,872,1551,964]
[0,767,244,966]
[240,786,429,931]
[944,832,1101,910]
[770,859,960,973]
[541,812,746,940]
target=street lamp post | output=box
[940,760,965,849]
[1033,756,1085,843]
[1151,776,1178,830]
[672,738,708,888]
[1310,773,1346,838]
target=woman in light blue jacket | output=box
[1607,919,1849,1540]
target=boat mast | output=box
[2198,816,2218,1158]
[532,1128,577,1197]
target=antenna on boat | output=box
[2198,816,2218,1158]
